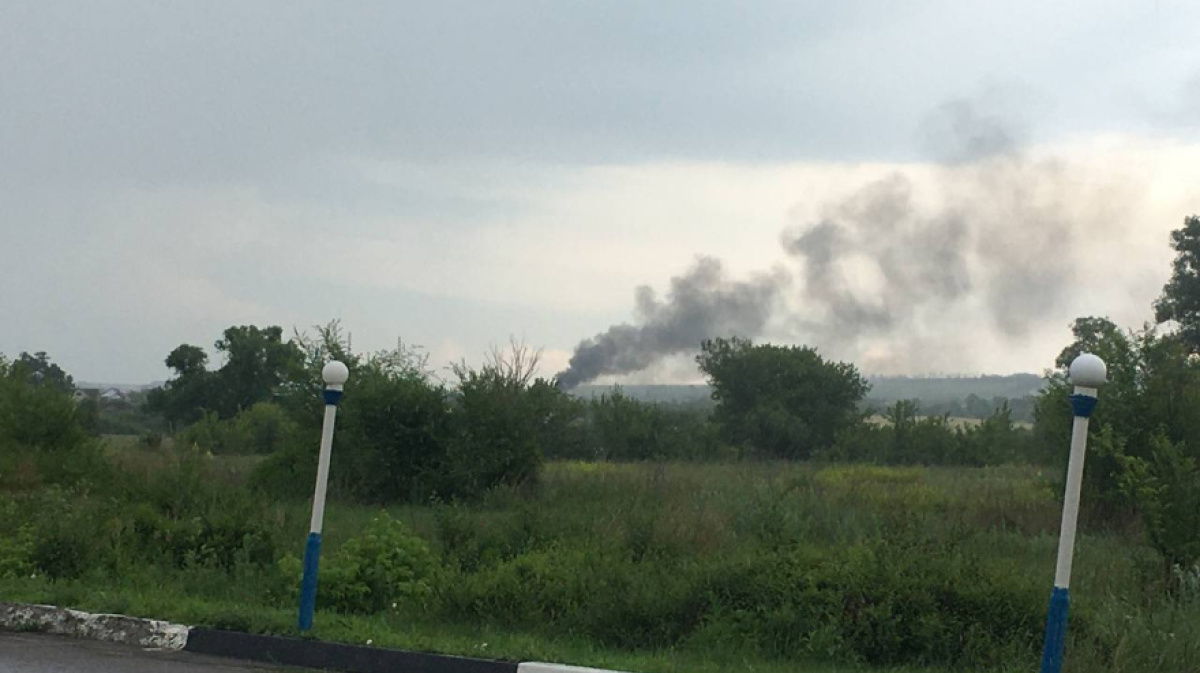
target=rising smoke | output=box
[555,257,786,389]
[555,100,1123,387]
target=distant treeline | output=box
[574,374,1043,422]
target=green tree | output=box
[213,325,303,416]
[696,337,869,458]
[1154,214,1200,351]
[0,354,104,488]
[13,352,74,393]
[146,344,215,427]
[147,325,304,426]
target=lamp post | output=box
[297,360,349,632]
[1039,352,1106,673]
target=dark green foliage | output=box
[1154,214,1200,352]
[444,365,544,500]
[697,337,869,458]
[526,379,590,459]
[254,344,549,504]
[586,389,725,461]
[253,359,452,502]
[146,344,215,426]
[177,403,298,455]
[1119,434,1200,570]
[11,351,75,393]
[279,513,436,614]
[0,355,106,490]
[147,326,304,426]
[1034,310,1200,566]
[827,401,1033,466]
[27,495,94,580]
[213,325,305,417]
[1034,318,1200,516]
[437,531,1046,668]
[335,361,452,502]
[2,449,284,583]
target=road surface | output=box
[0,632,299,672]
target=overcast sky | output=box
[3,1,1199,384]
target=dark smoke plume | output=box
[556,99,1126,386]
[555,257,786,389]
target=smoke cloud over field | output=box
[554,258,786,389]
[555,103,1131,387]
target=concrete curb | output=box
[0,602,189,650]
[0,603,632,673]
[518,664,633,672]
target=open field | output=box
[3,455,1195,673]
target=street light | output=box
[297,360,349,632]
[1039,352,1106,673]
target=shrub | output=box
[1119,433,1200,569]
[697,337,869,459]
[0,358,106,489]
[253,361,452,502]
[19,488,106,580]
[280,513,436,614]
[435,529,1047,668]
[587,390,725,461]
[177,403,297,455]
[0,523,34,579]
[442,365,543,500]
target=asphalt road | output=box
[0,632,298,672]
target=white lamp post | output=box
[297,360,349,632]
[1039,352,1106,673]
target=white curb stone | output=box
[518,664,634,673]
[0,602,189,650]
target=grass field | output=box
[3,452,1196,672]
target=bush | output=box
[586,390,726,461]
[697,337,869,459]
[442,365,544,501]
[280,513,436,614]
[0,358,106,489]
[177,403,297,455]
[17,488,105,581]
[252,361,452,502]
[435,530,1047,668]
[826,402,1036,467]
[1119,433,1200,569]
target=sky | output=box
[2,1,1199,385]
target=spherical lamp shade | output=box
[1068,353,1107,388]
[322,361,350,386]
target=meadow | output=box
[2,440,1196,673]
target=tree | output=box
[147,325,304,426]
[696,337,869,459]
[1154,215,1200,351]
[213,325,303,416]
[0,354,104,488]
[13,352,74,393]
[146,344,215,427]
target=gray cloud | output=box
[3,1,1197,194]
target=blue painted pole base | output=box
[1039,586,1070,673]
[297,532,322,632]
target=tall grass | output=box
[1,456,1195,672]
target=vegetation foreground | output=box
[1,447,1196,673]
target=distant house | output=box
[101,388,128,402]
